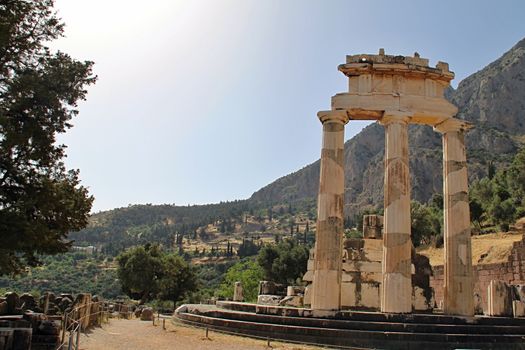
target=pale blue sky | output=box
[53,0,525,212]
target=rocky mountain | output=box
[250,38,525,214]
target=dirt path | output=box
[79,318,320,350]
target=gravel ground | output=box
[78,318,322,350]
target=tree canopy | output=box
[117,244,197,306]
[157,253,197,308]
[117,244,164,303]
[0,0,96,275]
[257,239,309,284]
[217,259,264,302]
[470,148,525,231]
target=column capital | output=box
[379,110,412,126]
[434,117,473,134]
[317,110,350,125]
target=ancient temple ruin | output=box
[310,50,474,316]
[176,50,525,349]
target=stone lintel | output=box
[318,110,350,125]
[331,94,458,123]
[344,108,383,120]
[434,118,474,134]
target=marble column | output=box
[311,110,349,311]
[380,111,412,314]
[435,119,474,316]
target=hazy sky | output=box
[52,0,525,213]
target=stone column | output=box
[435,119,474,316]
[380,111,412,314]
[311,110,349,311]
[233,281,243,302]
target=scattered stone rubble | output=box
[0,292,61,350]
[0,291,118,350]
[139,307,154,321]
[486,280,525,317]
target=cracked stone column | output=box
[380,111,412,314]
[435,119,474,316]
[311,110,349,311]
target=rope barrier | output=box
[55,301,111,350]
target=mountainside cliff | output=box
[250,38,525,213]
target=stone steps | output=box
[175,304,525,349]
[217,301,525,327]
[206,309,525,336]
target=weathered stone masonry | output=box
[431,233,525,312]
[380,113,412,313]
[311,110,349,311]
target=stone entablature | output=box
[331,50,458,125]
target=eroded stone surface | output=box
[513,300,525,318]
[279,295,303,308]
[363,215,383,239]
[257,295,282,306]
[380,113,412,313]
[233,282,243,302]
[487,280,513,317]
[140,307,154,321]
[311,111,349,311]
[435,120,475,316]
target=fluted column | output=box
[435,119,474,316]
[380,111,412,313]
[311,110,349,311]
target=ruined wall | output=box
[363,215,383,239]
[430,235,525,311]
[304,237,433,311]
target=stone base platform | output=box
[174,302,525,349]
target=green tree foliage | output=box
[0,252,121,299]
[117,245,164,304]
[257,239,309,284]
[507,149,525,217]
[117,244,197,305]
[470,148,525,231]
[469,199,484,225]
[157,254,197,309]
[0,0,96,275]
[217,260,264,302]
[407,196,443,247]
[411,201,436,246]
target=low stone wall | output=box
[430,236,525,312]
[303,238,433,311]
